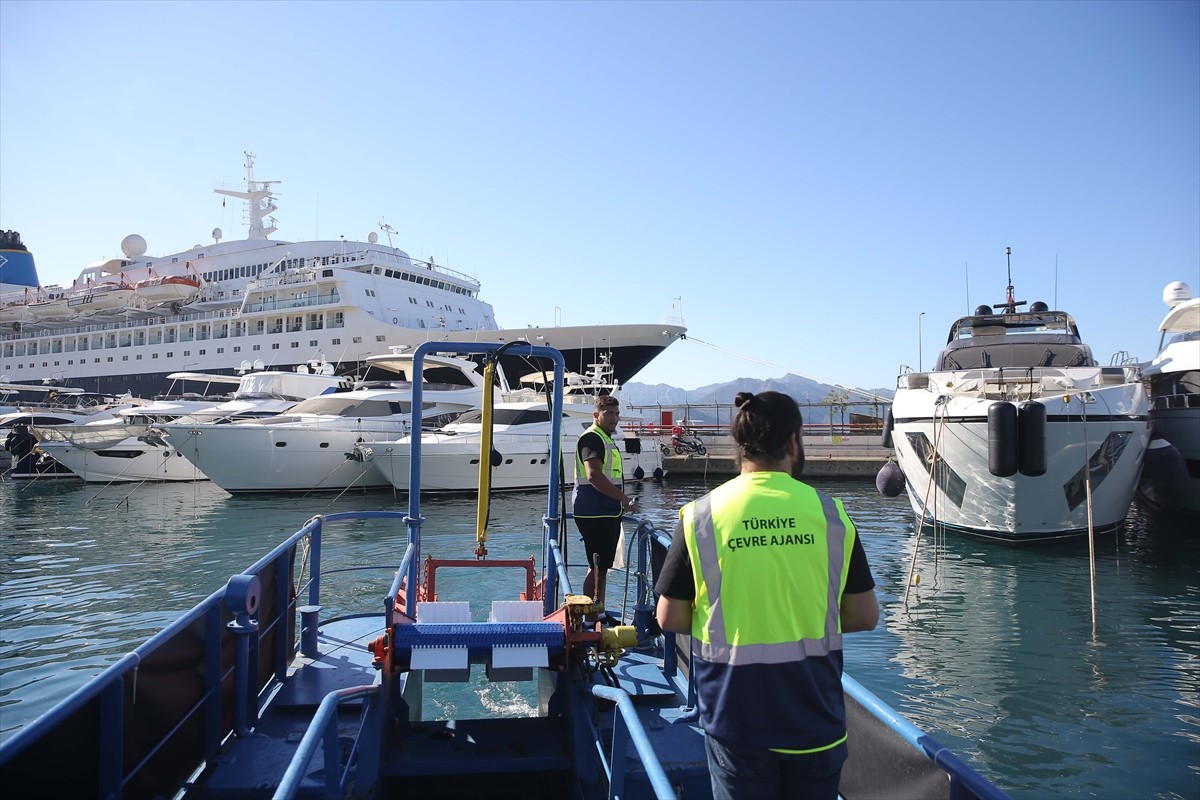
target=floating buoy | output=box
[988,401,1018,477]
[875,460,905,497]
[633,465,645,480]
[652,466,664,480]
[1018,401,1047,477]
[1138,437,1189,506]
[881,407,895,449]
[490,448,503,467]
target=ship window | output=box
[426,300,435,307]
[153,353,158,358]
[291,342,299,348]
[136,355,142,359]
[272,343,280,350]
[410,297,418,304]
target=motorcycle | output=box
[669,429,707,455]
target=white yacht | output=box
[159,352,487,493]
[884,250,1151,544]
[367,399,664,493]
[1,386,143,479]
[33,362,351,483]
[1137,281,1200,515]
[0,154,685,402]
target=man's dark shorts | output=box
[574,516,621,571]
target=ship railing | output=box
[367,248,482,288]
[584,685,678,800]
[273,684,381,800]
[0,514,332,797]
[242,292,341,313]
[1152,392,1200,410]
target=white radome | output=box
[121,233,148,257]
[1163,280,1192,309]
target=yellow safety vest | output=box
[681,471,856,751]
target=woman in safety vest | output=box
[655,390,879,800]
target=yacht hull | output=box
[1137,288,1200,515]
[891,376,1150,544]
[36,437,207,482]
[165,423,397,492]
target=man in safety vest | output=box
[655,390,879,799]
[572,393,637,623]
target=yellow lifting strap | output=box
[474,359,496,557]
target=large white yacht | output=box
[158,352,488,493]
[0,154,685,400]
[1137,281,1200,515]
[366,355,666,492]
[33,363,352,483]
[883,250,1151,544]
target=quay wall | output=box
[656,434,891,479]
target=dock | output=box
[658,434,891,479]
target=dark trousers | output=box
[705,733,847,800]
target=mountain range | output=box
[619,374,894,426]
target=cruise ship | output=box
[0,154,686,399]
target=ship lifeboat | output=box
[25,293,71,320]
[134,274,202,306]
[0,299,34,327]
[67,281,137,315]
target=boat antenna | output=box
[380,221,398,250]
[998,246,1026,315]
[964,261,970,315]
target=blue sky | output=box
[1,0,1196,390]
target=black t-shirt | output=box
[654,517,876,602]
[576,430,607,465]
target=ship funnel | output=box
[0,230,41,289]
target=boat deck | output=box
[200,615,710,799]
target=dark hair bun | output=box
[734,391,754,409]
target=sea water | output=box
[1,475,1197,799]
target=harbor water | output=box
[0,475,1196,799]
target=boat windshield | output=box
[282,396,409,417]
[937,312,1098,370]
[452,408,557,426]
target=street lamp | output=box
[918,312,925,372]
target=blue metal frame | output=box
[402,341,566,620]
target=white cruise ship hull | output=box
[1,156,685,401]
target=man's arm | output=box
[656,594,693,634]
[584,456,632,506]
[840,589,879,632]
